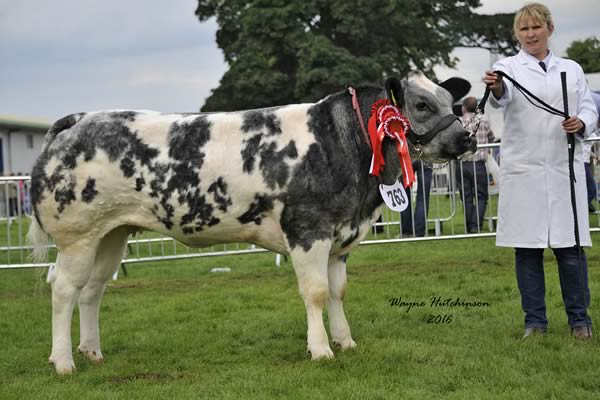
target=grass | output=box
[1,234,600,399]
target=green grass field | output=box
[1,234,599,399]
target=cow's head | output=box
[385,72,476,162]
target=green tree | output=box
[566,36,600,73]
[196,0,516,111]
[452,12,518,55]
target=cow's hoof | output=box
[78,345,104,363]
[49,356,76,375]
[308,345,335,360]
[333,338,357,351]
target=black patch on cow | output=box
[149,163,169,198]
[239,111,297,188]
[240,111,296,187]
[170,163,201,205]
[81,177,98,203]
[120,154,136,178]
[168,117,210,165]
[145,116,213,230]
[151,197,175,230]
[54,176,77,214]
[241,111,282,136]
[180,189,220,233]
[62,112,139,168]
[208,177,232,212]
[238,194,275,225]
[258,140,297,190]
[46,167,65,193]
[281,91,386,251]
[241,134,262,173]
[135,176,145,191]
[30,111,161,216]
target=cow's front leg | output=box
[289,240,334,360]
[327,255,357,350]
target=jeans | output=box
[515,247,592,329]
[401,161,432,237]
[457,161,488,232]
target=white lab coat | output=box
[491,50,599,248]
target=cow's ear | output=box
[438,77,471,102]
[385,77,403,107]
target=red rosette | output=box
[367,99,415,188]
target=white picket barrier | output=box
[2,140,600,272]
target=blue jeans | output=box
[401,161,432,237]
[457,161,488,232]
[515,247,592,329]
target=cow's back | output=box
[32,105,318,252]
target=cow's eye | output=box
[416,102,429,112]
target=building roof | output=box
[0,115,50,132]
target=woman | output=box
[483,3,598,339]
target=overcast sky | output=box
[1,0,598,122]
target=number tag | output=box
[379,180,409,212]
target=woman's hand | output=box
[483,70,504,98]
[562,116,584,134]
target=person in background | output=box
[484,3,598,340]
[8,172,19,217]
[457,96,495,233]
[583,140,597,212]
[585,91,600,212]
[400,160,433,237]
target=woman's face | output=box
[516,16,554,60]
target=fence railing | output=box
[2,139,600,270]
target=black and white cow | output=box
[28,71,475,374]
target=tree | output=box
[196,0,516,111]
[452,12,518,55]
[566,36,600,73]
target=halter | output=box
[406,114,461,154]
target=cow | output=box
[28,71,475,374]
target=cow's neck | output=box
[343,87,405,221]
[359,138,403,218]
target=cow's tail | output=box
[27,215,50,262]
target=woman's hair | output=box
[513,2,554,35]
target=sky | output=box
[1,0,599,123]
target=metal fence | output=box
[2,140,600,271]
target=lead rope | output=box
[560,72,591,338]
[478,70,591,337]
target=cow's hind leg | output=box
[328,255,357,350]
[78,227,130,364]
[49,242,98,374]
[289,240,334,360]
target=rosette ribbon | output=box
[367,99,415,188]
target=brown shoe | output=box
[522,327,547,339]
[572,326,593,340]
